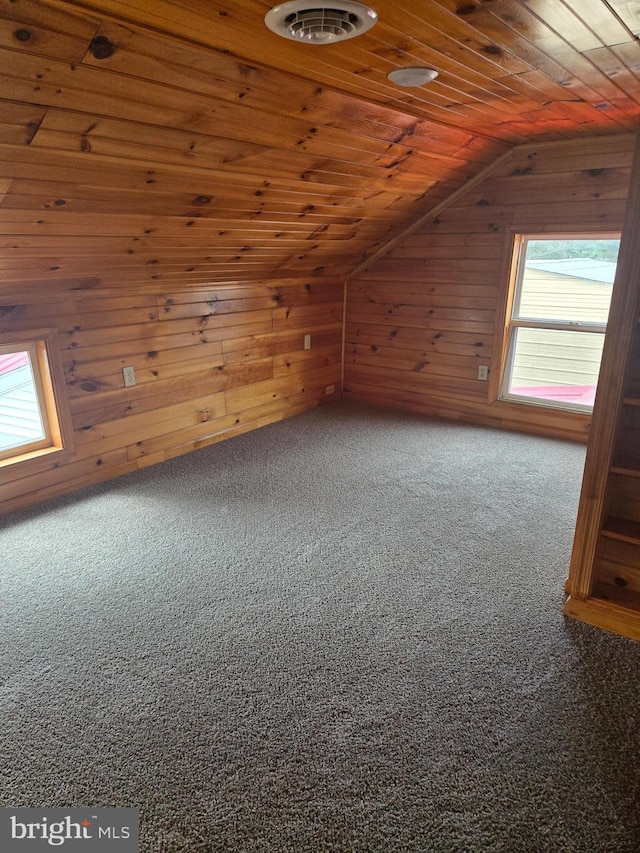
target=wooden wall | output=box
[344,134,636,442]
[3,133,636,515]
[0,279,342,515]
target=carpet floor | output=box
[1,400,639,852]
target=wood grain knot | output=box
[89,35,115,60]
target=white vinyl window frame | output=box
[499,233,619,415]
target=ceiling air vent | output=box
[265,1,378,44]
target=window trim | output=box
[493,231,620,416]
[0,328,74,470]
[0,340,50,461]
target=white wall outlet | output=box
[304,334,311,350]
[477,365,489,381]
[123,366,136,387]
[325,384,335,395]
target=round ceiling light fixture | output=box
[264,1,378,44]
[387,67,439,87]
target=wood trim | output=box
[42,328,76,455]
[488,230,520,402]
[341,274,348,393]
[564,595,640,642]
[0,326,76,474]
[347,148,515,280]
[567,130,640,601]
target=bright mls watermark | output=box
[1,809,138,851]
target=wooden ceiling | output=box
[2,0,640,294]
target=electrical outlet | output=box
[122,366,136,387]
[477,365,489,381]
[325,384,335,395]
[304,334,311,350]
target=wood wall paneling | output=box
[344,134,635,441]
[0,280,342,514]
[2,0,640,514]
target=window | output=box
[500,235,620,413]
[0,331,72,466]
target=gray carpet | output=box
[1,400,639,852]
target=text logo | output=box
[1,809,138,851]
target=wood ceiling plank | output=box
[583,45,640,89]
[81,23,449,160]
[9,10,455,160]
[0,0,100,40]
[370,9,532,76]
[0,241,376,266]
[0,102,47,145]
[0,13,94,62]
[89,19,490,155]
[0,141,391,199]
[505,98,637,133]
[2,0,639,293]
[0,256,340,278]
[0,191,401,225]
[27,108,426,181]
[555,0,635,44]
[0,42,511,181]
[499,0,604,52]
[43,0,640,135]
[602,1,640,36]
[74,59,410,166]
[0,207,375,236]
[509,67,610,103]
[40,0,542,134]
[0,178,12,206]
[337,30,537,111]
[0,48,360,145]
[0,210,400,246]
[356,18,638,134]
[15,103,476,200]
[0,243,376,262]
[26,129,444,196]
[29,128,410,191]
[425,0,637,111]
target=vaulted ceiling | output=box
[2,0,640,294]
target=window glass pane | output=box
[516,238,619,324]
[507,328,605,407]
[0,350,46,453]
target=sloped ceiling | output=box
[1,0,640,294]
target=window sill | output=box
[485,396,592,440]
[0,443,75,476]
[498,393,593,416]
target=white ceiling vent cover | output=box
[265,1,378,44]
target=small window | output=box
[0,332,71,466]
[500,235,620,413]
